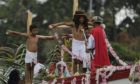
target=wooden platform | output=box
[49,69,130,84]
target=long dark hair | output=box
[8,69,20,84]
[73,11,88,31]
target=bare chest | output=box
[73,26,85,40]
[27,36,38,44]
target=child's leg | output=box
[82,68,87,73]
[25,63,31,84]
[73,59,78,74]
[79,60,83,73]
[80,47,87,73]
[82,61,87,73]
[31,62,35,84]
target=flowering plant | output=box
[34,68,58,84]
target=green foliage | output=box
[34,68,58,83]
[0,44,26,84]
[0,44,26,68]
[109,42,140,65]
[0,74,7,84]
[63,38,72,62]
[44,44,61,66]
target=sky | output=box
[36,0,48,4]
[0,1,6,5]
[115,7,138,26]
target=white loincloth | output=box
[72,39,88,68]
[25,50,37,64]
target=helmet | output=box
[92,16,103,23]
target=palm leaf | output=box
[0,74,7,84]
[0,59,20,67]
[0,47,14,54]
[0,52,14,59]
[15,44,25,56]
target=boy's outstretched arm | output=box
[50,22,74,28]
[6,30,28,37]
[38,35,56,40]
[62,33,73,38]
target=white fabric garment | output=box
[34,63,44,77]
[72,39,86,59]
[55,61,71,77]
[25,50,37,64]
[72,39,88,68]
[87,35,95,55]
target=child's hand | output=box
[62,35,67,38]
[6,30,11,35]
[80,29,84,32]
[86,48,89,53]
[51,24,57,28]
[101,24,106,29]
[85,40,88,46]
[53,35,57,39]
[62,33,69,38]
[49,25,53,28]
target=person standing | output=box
[87,16,110,71]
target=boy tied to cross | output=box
[7,25,56,84]
[51,11,91,74]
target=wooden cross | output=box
[27,11,32,34]
[72,0,79,75]
[73,0,79,16]
[25,11,32,84]
[49,0,92,29]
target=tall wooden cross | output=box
[73,0,79,16]
[25,11,32,84]
[72,0,78,76]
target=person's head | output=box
[30,25,38,36]
[57,64,66,73]
[73,11,88,31]
[79,16,85,23]
[8,69,20,84]
[92,16,103,26]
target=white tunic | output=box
[87,35,95,55]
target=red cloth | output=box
[90,26,110,71]
[66,64,70,71]
[49,63,56,74]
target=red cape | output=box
[90,26,110,71]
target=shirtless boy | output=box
[51,11,90,74]
[7,25,55,84]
